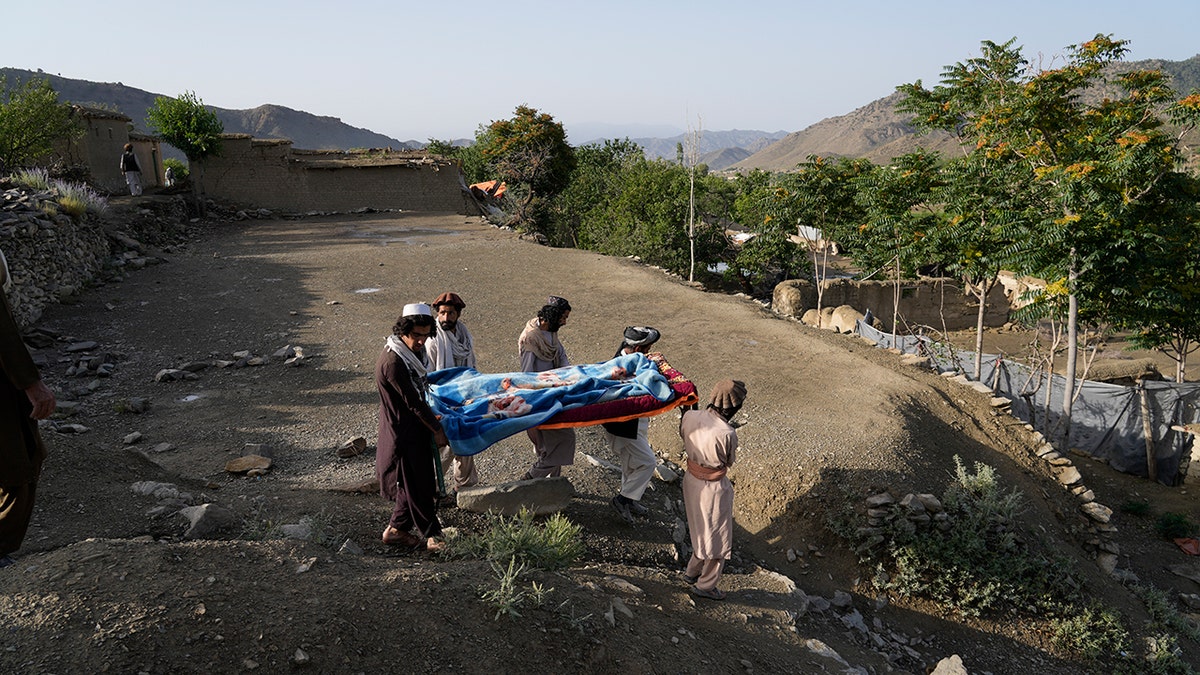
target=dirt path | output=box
[1,211,1195,673]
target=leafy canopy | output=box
[147,91,223,161]
[0,76,79,171]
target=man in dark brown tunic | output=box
[375,303,447,553]
[0,252,56,568]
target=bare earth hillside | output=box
[1,208,1197,673]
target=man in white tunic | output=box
[603,326,661,522]
[426,292,481,492]
[681,379,746,600]
[518,296,575,479]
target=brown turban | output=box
[432,292,465,310]
[709,379,747,409]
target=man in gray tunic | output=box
[426,292,481,492]
[518,296,575,479]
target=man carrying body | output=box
[602,326,661,522]
[0,251,56,568]
[425,292,480,492]
[681,379,746,600]
[376,303,447,552]
[518,295,575,479]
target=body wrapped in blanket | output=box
[427,352,697,456]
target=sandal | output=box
[691,586,726,601]
[682,573,699,585]
[424,537,447,553]
[382,526,422,548]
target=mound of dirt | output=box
[2,211,1197,674]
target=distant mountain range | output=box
[7,54,1199,173]
[733,54,1200,172]
[0,68,426,154]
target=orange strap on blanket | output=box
[686,458,727,482]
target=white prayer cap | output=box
[402,302,433,318]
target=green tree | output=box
[0,76,79,171]
[851,151,945,340]
[427,135,488,185]
[147,91,223,215]
[546,138,644,247]
[476,105,575,233]
[932,153,1032,378]
[575,158,728,277]
[785,156,873,323]
[899,35,1200,436]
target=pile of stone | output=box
[1,182,193,327]
[1,186,110,325]
[854,491,948,556]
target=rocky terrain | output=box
[0,199,1198,673]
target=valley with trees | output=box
[3,33,1200,673]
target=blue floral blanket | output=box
[427,352,673,456]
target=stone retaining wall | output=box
[1,183,189,327]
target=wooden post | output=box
[1139,383,1157,482]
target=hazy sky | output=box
[6,1,1199,142]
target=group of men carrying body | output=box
[0,274,744,600]
[375,292,746,600]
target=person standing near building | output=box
[376,303,446,553]
[603,326,661,522]
[0,250,56,568]
[518,295,575,479]
[425,292,481,493]
[681,379,746,600]
[119,143,142,196]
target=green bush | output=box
[1051,604,1129,659]
[11,167,50,190]
[455,508,583,571]
[864,456,1080,616]
[1154,513,1198,540]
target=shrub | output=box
[455,508,583,570]
[58,194,86,219]
[1051,604,1129,659]
[864,456,1080,616]
[52,178,107,216]
[1154,513,1198,540]
[12,167,49,190]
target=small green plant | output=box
[1120,499,1151,516]
[1050,603,1129,659]
[478,557,554,620]
[1154,513,1198,540]
[12,167,50,190]
[1141,633,1195,675]
[455,508,583,570]
[1133,584,1200,643]
[58,194,86,219]
[861,456,1080,616]
[52,178,107,216]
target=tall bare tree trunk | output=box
[972,278,991,380]
[1062,252,1078,448]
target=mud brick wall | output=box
[201,137,472,214]
[773,277,1010,331]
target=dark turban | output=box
[432,292,466,310]
[709,379,747,409]
[622,326,660,347]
